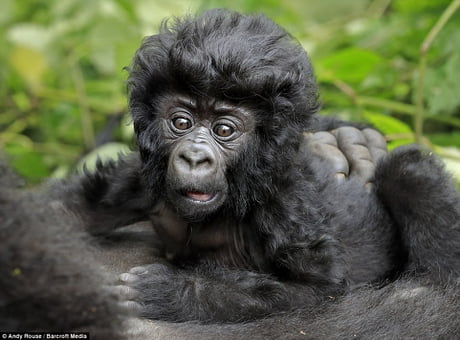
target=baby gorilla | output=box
[70,9,459,323]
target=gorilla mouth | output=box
[185,191,215,202]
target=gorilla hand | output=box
[303,127,387,191]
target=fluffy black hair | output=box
[129,9,319,124]
[128,10,321,217]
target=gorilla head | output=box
[127,9,319,220]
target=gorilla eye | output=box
[213,124,234,138]
[172,117,192,131]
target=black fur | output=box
[1,8,459,338]
[0,161,126,338]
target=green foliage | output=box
[425,53,460,115]
[363,111,414,149]
[317,48,383,84]
[0,0,459,183]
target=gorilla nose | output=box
[176,145,216,172]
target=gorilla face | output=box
[160,95,256,220]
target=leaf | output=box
[317,48,383,84]
[424,53,460,115]
[5,142,50,181]
[393,0,452,13]
[428,132,460,147]
[9,46,47,89]
[363,111,414,150]
[387,139,414,151]
[11,152,50,180]
[363,111,412,135]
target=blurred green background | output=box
[1,0,460,183]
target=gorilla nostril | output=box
[178,153,190,165]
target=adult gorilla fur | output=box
[0,163,126,338]
[1,8,460,339]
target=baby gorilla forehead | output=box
[164,94,245,113]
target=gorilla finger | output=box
[313,143,350,174]
[333,127,369,163]
[113,285,139,299]
[119,300,143,314]
[333,127,375,182]
[130,266,151,275]
[120,272,141,283]
[318,146,349,176]
[362,128,387,149]
[332,126,367,147]
[335,172,347,184]
[350,155,375,184]
[304,131,338,146]
[304,133,350,176]
[362,128,388,164]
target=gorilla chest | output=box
[155,218,256,268]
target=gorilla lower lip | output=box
[186,191,214,202]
